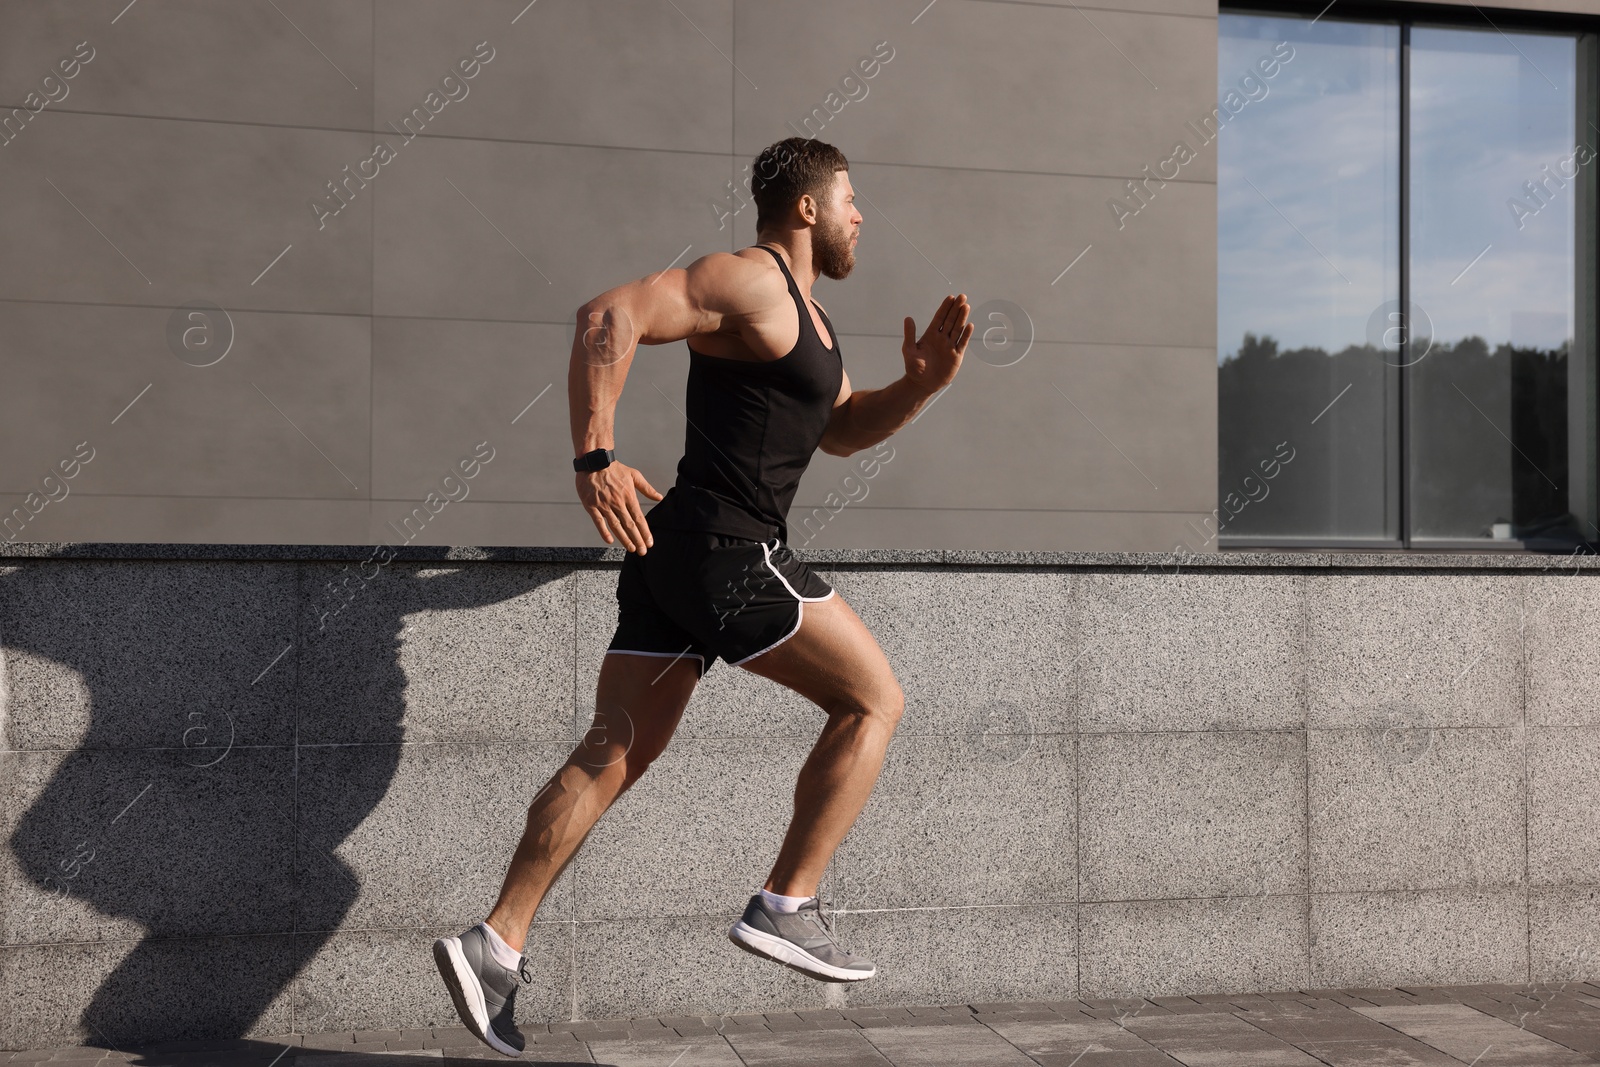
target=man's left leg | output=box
[433,651,700,1053]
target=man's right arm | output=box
[568,252,770,555]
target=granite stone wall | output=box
[1,544,1598,1047]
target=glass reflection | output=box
[1408,26,1579,542]
[1217,14,1400,540]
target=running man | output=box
[433,137,972,1056]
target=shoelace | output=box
[798,900,834,936]
[517,957,533,984]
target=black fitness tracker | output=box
[572,447,616,472]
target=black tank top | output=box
[646,244,844,542]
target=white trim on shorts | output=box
[758,538,835,602]
[728,539,836,665]
[605,648,707,663]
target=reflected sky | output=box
[1411,26,1577,353]
[1218,14,1580,359]
[1218,14,1398,361]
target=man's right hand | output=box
[576,463,663,554]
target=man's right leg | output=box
[724,591,903,982]
[737,592,903,901]
[432,649,698,1055]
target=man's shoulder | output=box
[683,248,788,318]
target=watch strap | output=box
[573,447,615,472]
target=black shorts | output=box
[606,527,835,677]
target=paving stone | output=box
[1391,990,1460,1004]
[524,1030,582,1044]
[550,1020,628,1037]
[1355,1003,1595,1066]
[983,1017,1157,1057]
[861,1022,1039,1065]
[1147,1000,1230,1014]
[1041,1054,1191,1067]
[298,1035,357,1051]
[624,1018,670,1032]
[1241,1006,1411,1044]
[1119,1014,1326,1066]
[1280,1035,1464,1066]
[724,1028,887,1065]
[5,985,1594,1066]
[1228,996,1280,1009]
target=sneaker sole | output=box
[432,936,523,1057]
[727,920,875,982]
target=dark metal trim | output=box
[1399,20,1412,545]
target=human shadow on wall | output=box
[3,549,574,1045]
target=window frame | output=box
[1217,0,1600,552]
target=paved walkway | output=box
[7,983,1600,1066]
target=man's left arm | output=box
[818,294,972,457]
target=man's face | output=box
[813,170,862,281]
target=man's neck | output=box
[756,236,819,294]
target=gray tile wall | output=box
[2,553,1597,1047]
[0,0,1222,551]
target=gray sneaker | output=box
[432,924,532,1056]
[728,894,876,982]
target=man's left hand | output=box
[901,294,972,395]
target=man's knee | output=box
[880,679,905,730]
[572,727,668,789]
[832,677,904,732]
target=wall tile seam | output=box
[0,929,309,950]
[1077,726,1312,735]
[0,97,1227,190]
[1,550,1584,573]
[1525,875,1600,889]
[1303,724,1533,732]
[0,919,581,950]
[1520,575,1532,984]
[561,903,1075,923]
[1076,892,1308,906]
[0,321,1222,370]
[290,557,306,1035]
[1071,571,1084,1000]
[13,726,1586,749]
[1298,572,1313,985]
[967,0,1220,20]
[1305,885,1534,897]
[1526,882,1600,891]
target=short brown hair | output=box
[751,137,849,235]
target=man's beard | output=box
[814,213,855,280]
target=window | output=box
[1217,8,1597,548]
